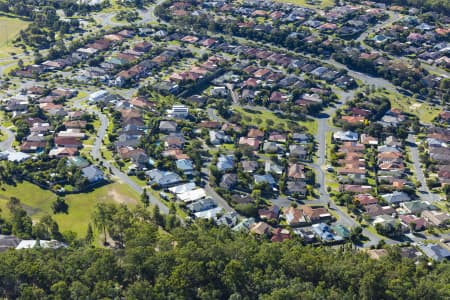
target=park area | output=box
[0,15,29,57]
[0,181,139,237]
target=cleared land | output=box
[0,181,139,236]
[0,16,29,57]
[233,105,318,134]
[273,0,335,8]
[373,89,440,124]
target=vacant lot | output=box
[232,105,318,134]
[0,15,29,57]
[0,181,139,236]
[273,0,335,8]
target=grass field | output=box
[0,15,29,58]
[0,181,139,237]
[372,90,440,124]
[233,105,318,135]
[273,0,335,8]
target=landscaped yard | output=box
[0,181,139,236]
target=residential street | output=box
[72,96,171,214]
[0,125,15,151]
[407,134,441,202]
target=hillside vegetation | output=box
[0,216,449,299]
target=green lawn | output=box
[0,15,30,57]
[373,90,440,124]
[0,181,139,237]
[273,0,334,8]
[233,106,317,135]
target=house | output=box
[271,228,291,243]
[360,134,378,145]
[239,137,260,150]
[247,128,264,139]
[364,204,396,219]
[258,205,280,220]
[268,132,287,143]
[220,173,237,189]
[88,90,109,103]
[0,235,20,252]
[292,133,310,144]
[254,174,276,187]
[147,169,182,187]
[250,222,272,236]
[178,188,206,204]
[81,165,104,184]
[194,206,224,219]
[176,159,194,175]
[164,134,185,149]
[287,164,305,180]
[210,86,228,97]
[187,198,216,213]
[16,240,67,250]
[167,104,189,119]
[419,244,450,262]
[331,224,350,239]
[312,223,341,242]
[217,155,234,172]
[354,194,378,206]
[216,212,239,227]
[421,210,450,227]
[263,142,282,154]
[54,137,82,148]
[242,160,259,173]
[233,217,256,232]
[301,206,331,223]
[209,130,231,145]
[333,130,358,142]
[20,141,46,153]
[289,145,308,160]
[381,191,411,205]
[283,207,308,226]
[159,120,178,133]
[286,181,307,197]
[400,201,436,215]
[400,215,427,231]
[265,161,283,175]
[49,147,78,158]
[168,182,196,194]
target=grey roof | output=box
[254,174,276,186]
[187,198,217,213]
[419,244,450,262]
[217,155,234,172]
[81,165,104,183]
[147,169,182,187]
[0,235,21,252]
[381,191,411,204]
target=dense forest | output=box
[0,202,450,299]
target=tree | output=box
[92,203,115,245]
[350,226,363,244]
[85,223,94,245]
[52,197,69,214]
[141,189,150,208]
[152,205,163,226]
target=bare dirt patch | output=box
[107,188,137,204]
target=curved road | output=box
[72,97,170,214]
[0,126,15,151]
